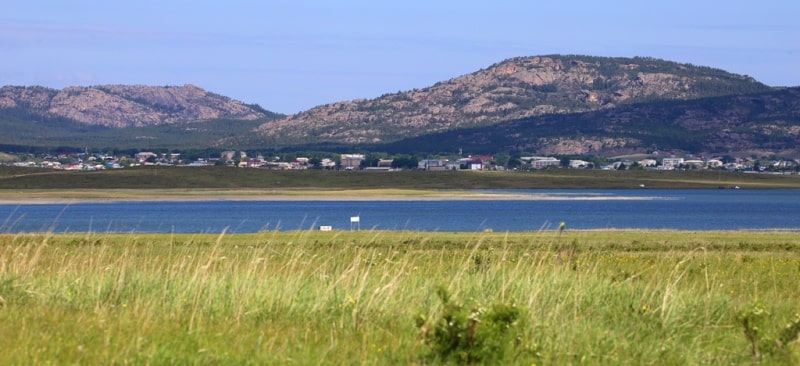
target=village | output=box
[3,149,800,174]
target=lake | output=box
[1,189,799,233]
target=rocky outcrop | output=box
[256,55,770,145]
[0,84,264,127]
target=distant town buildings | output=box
[3,150,798,175]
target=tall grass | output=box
[1,230,799,364]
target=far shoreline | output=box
[0,188,679,204]
[0,188,528,204]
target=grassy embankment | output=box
[2,230,799,364]
[1,166,799,201]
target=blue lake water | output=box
[1,189,799,233]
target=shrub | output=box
[415,286,527,364]
[737,303,800,361]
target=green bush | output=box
[737,303,800,361]
[415,286,528,364]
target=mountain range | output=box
[1,55,798,157]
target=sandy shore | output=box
[0,188,520,204]
[0,188,665,204]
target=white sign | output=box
[350,216,360,223]
[319,225,332,231]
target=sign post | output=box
[350,216,360,231]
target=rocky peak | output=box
[256,55,770,145]
[0,84,265,127]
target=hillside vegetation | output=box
[378,87,800,157]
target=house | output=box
[40,161,61,169]
[186,159,209,167]
[418,159,446,170]
[320,158,337,169]
[261,162,292,170]
[445,161,461,171]
[774,160,796,169]
[341,154,365,170]
[706,159,724,168]
[639,159,657,167]
[683,159,705,168]
[463,158,483,170]
[246,158,264,168]
[610,160,635,170]
[661,157,684,167]
[458,155,494,170]
[569,159,590,169]
[524,157,561,169]
[135,152,157,163]
[289,160,308,170]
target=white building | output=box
[320,158,337,169]
[706,159,723,168]
[135,152,157,162]
[523,157,561,169]
[683,159,705,168]
[569,159,590,169]
[638,159,657,167]
[341,154,365,170]
[661,157,684,167]
[418,159,447,170]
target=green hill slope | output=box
[376,87,800,157]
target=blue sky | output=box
[3,0,799,114]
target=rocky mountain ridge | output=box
[0,84,266,127]
[255,55,771,145]
[1,55,797,157]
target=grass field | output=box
[2,165,800,191]
[2,230,799,364]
